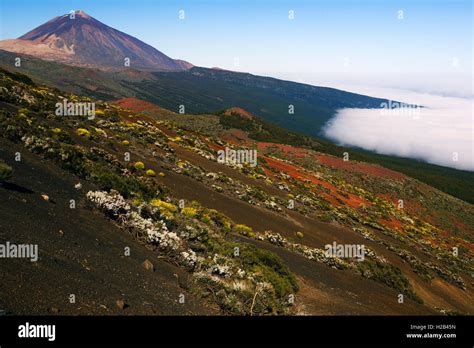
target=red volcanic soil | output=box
[262,156,370,208]
[343,193,371,209]
[263,156,304,179]
[379,216,403,230]
[223,107,254,119]
[262,166,275,177]
[222,129,253,146]
[207,141,225,151]
[377,193,433,221]
[258,142,310,157]
[315,154,405,180]
[320,192,341,206]
[112,97,170,114]
[377,193,399,205]
[451,219,473,235]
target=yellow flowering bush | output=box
[76,128,91,137]
[181,207,197,218]
[150,199,178,213]
[146,169,156,177]
[134,161,145,170]
[234,224,253,236]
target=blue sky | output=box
[0,0,472,92]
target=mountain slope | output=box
[0,49,389,137]
[1,48,470,203]
[0,51,471,203]
[0,69,472,315]
[112,96,474,204]
[133,67,390,136]
[0,10,191,71]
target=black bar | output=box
[0,315,472,346]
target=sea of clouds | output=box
[255,71,473,171]
[321,86,473,171]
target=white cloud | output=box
[322,87,473,171]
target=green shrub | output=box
[59,145,86,176]
[356,260,423,303]
[241,246,299,298]
[199,214,212,224]
[0,162,12,182]
[89,162,158,200]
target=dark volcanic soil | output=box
[0,138,215,315]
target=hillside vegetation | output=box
[1,68,472,315]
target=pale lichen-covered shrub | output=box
[86,190,197,269]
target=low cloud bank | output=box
[323,87,473,171]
